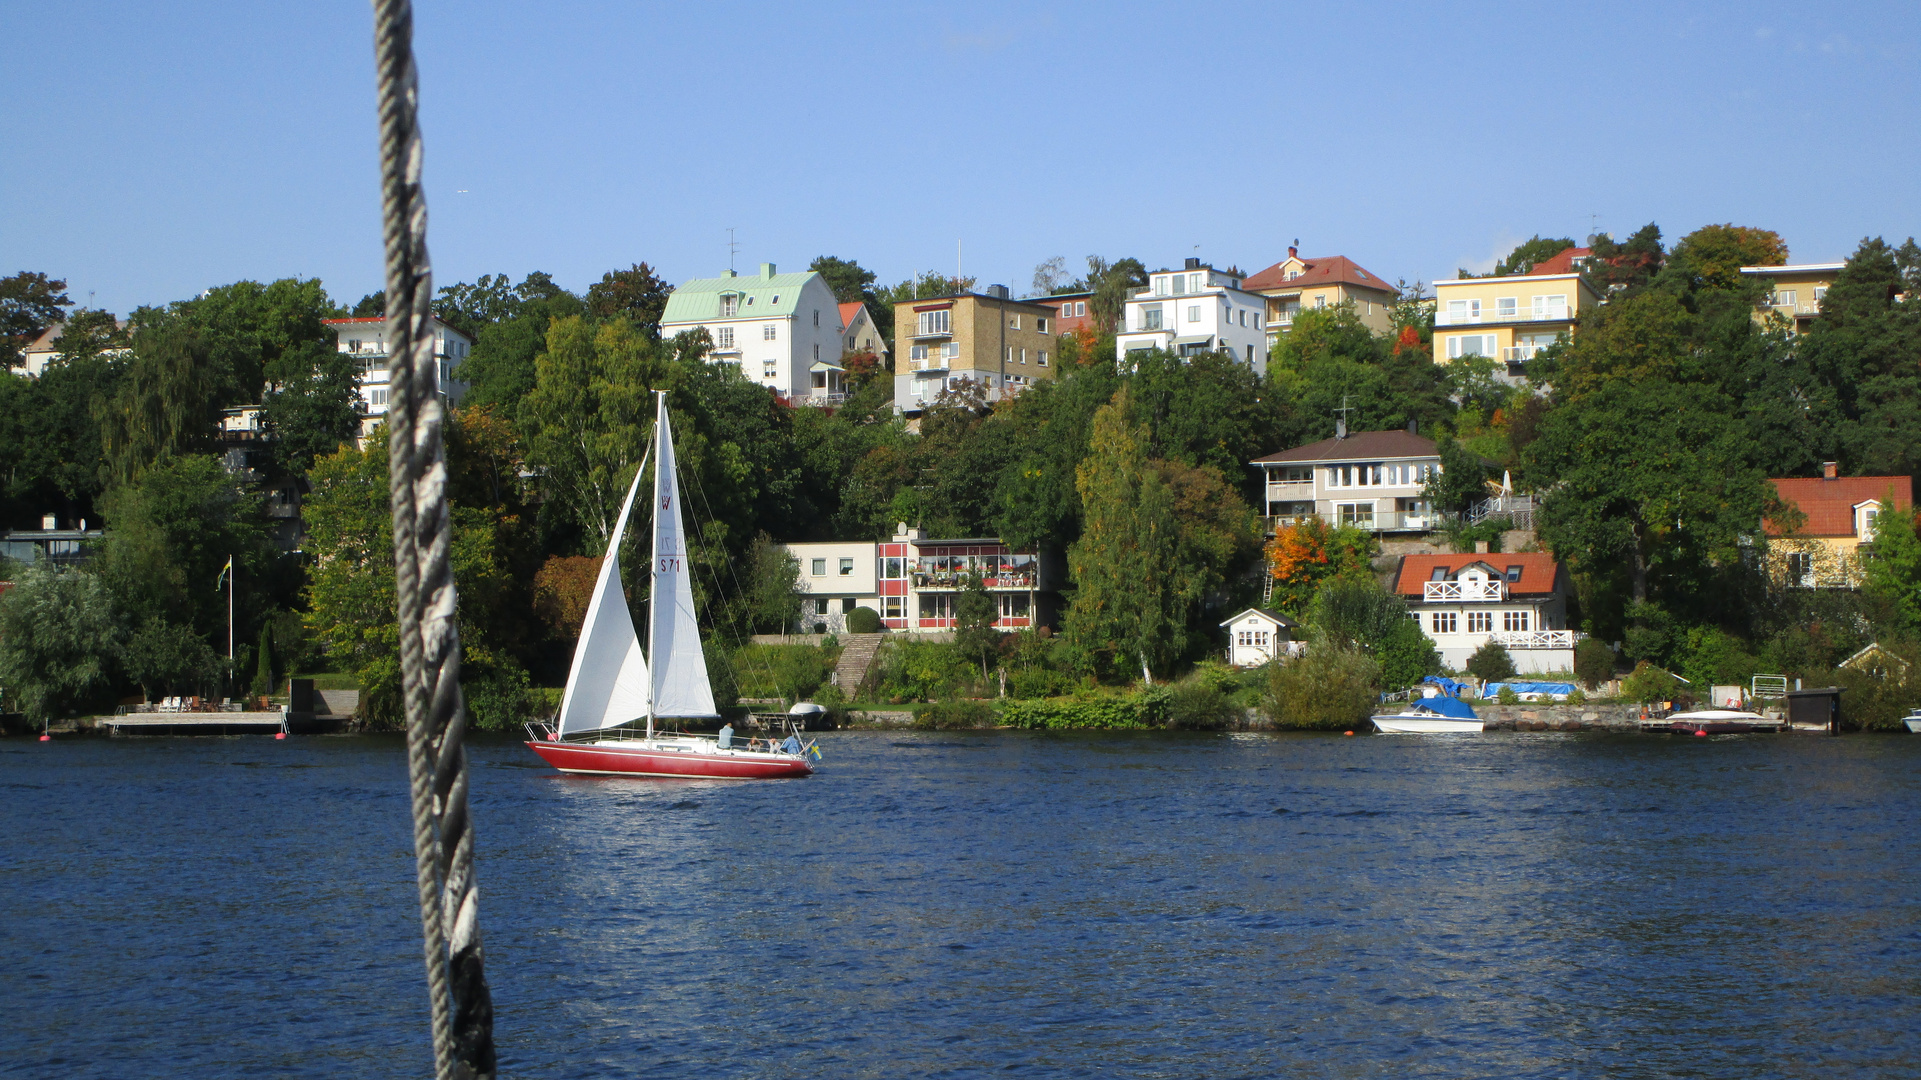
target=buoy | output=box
[38,734,51,742]
[1693,729,1707,737]
[1344,730,1355,736]
[275,732,287,740]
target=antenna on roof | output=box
[727,227,739,272]
[1334,394,1352,439]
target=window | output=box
[883,597,903,619]
[719,295,738,317]
[1429,565,1448,581]
[1432,612,1457,634]
[1467,611,1492,633]
[1061,304,1073,318]
[1141,305,1164,331]
[1170,275,1187,296]
[813,310,820,328]
[882,557,904,579]
[763,323,777,340]
[810,558,826,576]
[1786,551,1812,582]
[943,342,959,359]
[1075,302,1086,316]
[1238,309,1247,326]
[1502,611,1530,632]
[999,593,1029,620]
[716,326,735,348]
[813,343,820,360]
[1020,348,1028,364]
[1814,286,1828,303]
[772,295,780,304]
[1314,294,1326,309]
[1772,290,1796,308]
[1862,505,1881,541]
[910,345,928,361]
[1187,305,1201,323]
[1247,344,1255,363]
[1504,565,1523,582]
[1005,345,1014,363]
[763,361,777,380]
[1038,351,1049,367]
[1189,273,1203,292]
[1447,334,1496,359]
[1446,298,1481,323]
[1337,503,1375,527]
[369,387,388,406]
[839,558,854,576]
[919,594,954,622]
[1037,316,1048,332]
[917,309,950,336]
[1496,297,1517,318]
[1008,314,1021,329]
[1531,294,1568,320]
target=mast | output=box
[645,390,663,741]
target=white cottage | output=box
[658,263,844,403]
[1219,608,1300,667]
[1394,552,1580,674]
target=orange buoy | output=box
[1344,730,1355,736]
[1693,729,1707,737]
[275,732,287,740]
[38,734,51,742]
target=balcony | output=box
[1424,579,1508,602]
[1434,307,1571,327]
[1265,480,1314,502]
[910,357,950,373]
[1267,511,1439,534]
[1489,629,1581,649]
[1502,345,1544,362]
[1759,301,1822,318]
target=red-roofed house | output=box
[1243,247,1398,339]
[838,302,888,367]
[1766,463,1913,587]
[1394,552,1579,673]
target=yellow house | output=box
[1765,466,1913,588]
[1243,247,1398,341]
[1739,262,1844,333]
[1431,246,1601,372]
[891,288,1060,414]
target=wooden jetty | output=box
[98,711,287,736]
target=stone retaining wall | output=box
[1464,702,1643,731]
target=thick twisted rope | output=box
[371,2,496,1077]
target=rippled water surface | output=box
[2,730,1917,1078]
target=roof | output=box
[891,292,1059,312]
[1767,475,1912,537]
[322,315,470,342]
[659,268,827,324]
[23,319,129,352]
[1394,553,1564,597]
[1220,607,1299,628]
[1243,255,1395,295]
[837,302,863,330]
[1250,429,1438,465]
[1740,262,1846,276]
[1526,247,1591,276]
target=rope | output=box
[371,2,495,1077]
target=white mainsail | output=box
[553,457,651,737]
[646,391,718,723]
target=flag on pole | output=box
[215,556,233,591]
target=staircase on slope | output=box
[832,634,886,700]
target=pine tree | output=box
[251,622,274,699]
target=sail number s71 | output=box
[658,557,680,572]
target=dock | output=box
[98,711,287,736]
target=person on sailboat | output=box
[717,721,734,749]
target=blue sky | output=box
[4,1,1918,315]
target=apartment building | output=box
[322,316,472,437]
[1115,259,1269,372]
[658,263,845,403]
[784,523,1060,634]
[891,287,1059,414]
[1242,247,1398,340]
[1394,553,1579,674]
[1040,290,1097,336]
[1740,262,1844,333]
[1249,426,1445,533]
[1431,246,1601,375]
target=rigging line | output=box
[369,2,495,1077]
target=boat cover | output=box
[1422,676,1471,697]
[1484,681,1577,699]
[1413,696,1479,719]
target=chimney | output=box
[1822,461,1838,480]
[1184,257,1201,270]
[984,284,1008,299]
[1474,541,1490,554]
[759,262,776,280]
[1406,418,1418,435]
[1288,245,1298,260]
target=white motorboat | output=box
[1371,698,1482,734]
[1903,708,1921,734]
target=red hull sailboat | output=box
[526,391,816,780]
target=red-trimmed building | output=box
[1766,464,1913,587]
[1393,552,1579,674]
[783,524,1060,634]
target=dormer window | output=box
[1429,566,1448,581]
[1505,565,1523,583]
[1860,504,1881,541]
[719,295,739,317]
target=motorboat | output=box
[1661,708,1782,735]
[1372,694,1482,734]
[525,391,817,779]
[1903,707,1921,734]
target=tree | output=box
[809,256,878,305]
[51,308,128,364]
[0,271,73,368]
[1585,223,1665,292]
[0,567,123,720]
[1084,256,1147,332]
[1062,389,1183,681]
[260,339,362,476]
[95,454,265,643]
[1263,516,1377,616]
[1862,499,1921,634]
[1574,638,1616,689]
[1797,237,1921,477]
[1377,617,1442,690]
[1666,224,1787,291]
[953,570,1001,681]
[251,622,275,698]
[456,284,586,411]
[585,263,672,332]
[122,617,224,702]
[1464,639,1517,682]
[1031,256,1069,296]
[532,555,601,641]
[1424,433,1492,514]
[97,323,225,483]
[132,277,337,403]
[351,292,384,316]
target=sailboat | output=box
[525,391,816,779]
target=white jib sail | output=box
[554,458,652,737]
[647,394,719,720]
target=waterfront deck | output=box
[99,711,287,736]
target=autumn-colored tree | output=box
[1263,516,1378,615]
[1667,224,1787,291]
[533,555,602,640]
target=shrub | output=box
[873,640,979,702]
[1309,577,1408,651]
[1167,678,1238,730]
[1377,616,1442,690]
[1465,640,1517,683]
[1264,647,1380,730]
[914,699,997,730]
[1574,637,1615,689]
[465,662,534,731]
[1495,685,1519,705]
[731,643,835,703]
[1620,661,1685,704]
[999,690,1167,729]
[845,607,882,634]
[1009,665,1076,698]
[1565,687,1586,704]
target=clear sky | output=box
[5,1,1919,315]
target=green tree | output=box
[456,284,586,411]
[251,621,275,698]
[1424,433,1492,514]
[50,308,128,364]
[122,617,224,702]
[95,454,265,643]
[1665,224,1787,291]
[585,264,672,333]
[1464,640,1517,682]
[953,570,1001,681]
[809,256,878,305]
[97,324,224,484]
[1585,223,1665,292]
[260,339,362,476]
[1265,647,1379,729]
[132,277,337,402]
[0,271,73,368]
[1797,237,1921,477]
[1862,499,1921,634]
[0,567,123,720]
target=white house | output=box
[1220,608,1300,667]
[658,264,844,403]
[14,319,131,377]
[322,316,472,438]
[1116,259,1269,372]
[838,302,888,366]
[1249,426,1446,533]
[1394,553,1580,674]
[784,523,1058,635]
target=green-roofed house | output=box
[658,263,847,403]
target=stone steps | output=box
[833,634,886,698]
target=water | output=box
[1,730,1916,1079]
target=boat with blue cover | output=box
[1372,678,1483,733]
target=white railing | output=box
[1489,629,1581,649]
[1434,307,1570,327]
[1265,480,1314,502]
[1268,511,1439,534]
[1503,345,1543,362]
[1424,580,1507,602]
